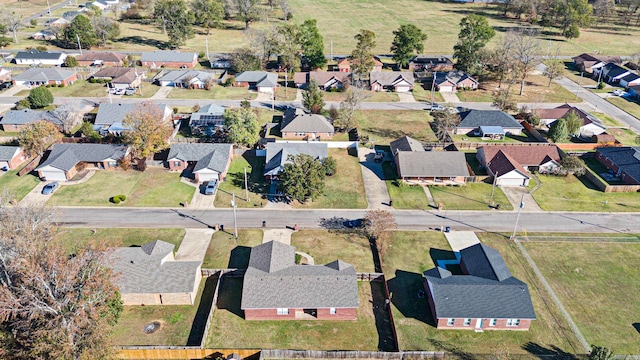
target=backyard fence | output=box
[583,169,640,193]
[17,155,41,176]
[118,347,259,359]
[260,350,446,360]
[356,272,385,281]
[200,274,223,348]
[521,122,548,142]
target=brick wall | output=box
[168,159,187,172]
[281,132,334,140]
[435,317,532,330]
[245,307,357,321]
[7,150,25,170]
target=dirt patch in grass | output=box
[357,110,437,145]
[291,230,375,272]
[202,230,264,269]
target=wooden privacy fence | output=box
[260,350,446,360]
[119,348,259,359]
[356,272,384,281]
[17,155,41,176]
[584,168,640,193]
[200,274,223,348]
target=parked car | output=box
[612,89,624,96]
[204,180,218,195]
[0,82,13,90]
[124,88,136,96]
[429,104,445,111]
[114,88,125,95]
[41,182,59,195]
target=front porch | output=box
[403,177,466,186]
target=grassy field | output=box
[456,75,580,103]
[356,110,436,145]
[412,84,445,103]
[128,83,162,98]
[0,170,40,202]
[323,89,399,102]
[167,86,257,100]
[215,155,267,208]
[274,85,297,101]
[291,230,375,272]
[532,174,640,212]
[293,149,367,209]
[206,278,382,350]
[49,168,195,207]
[56,228,185,254]
[202,229,264,269]
[607,96,640,119]
[382,231,583,354]
[522,240,640,353]
[430,183,513,211]
[563,63,600,88]
[382,161,430,210]
[450,132,537,144]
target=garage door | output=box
[40,170,66,181]
[438,86,454,92]
[396,86,411,93]
[497,177,525,187]
[196,171,219,183]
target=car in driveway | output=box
[612,89,624,96]
[41,182,59,195]
[0,82,13,91]
[204,180,218,195]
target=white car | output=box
[612,89,624,96]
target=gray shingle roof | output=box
[241,241,359,309]
[158,70,215,83]
[597,146,640,183]
[189,104,225,127]
[0,146,20,161]
[458,110,523,130]
[264,142,328,176]
[435,70,478,86]
[13,68,75,82]
[36,143,128,171]
[390,135,424,154]
[14,49,65,61]
[94,103,168,129]
[235,71,278,87]
[140,50,197,63]
[369,71,414,86]
[396,151,469,178]
[280,108,334,133]
[460,243,512,281]
[167,143,232,173]
[1,109,59,126]
[110,240,201,294]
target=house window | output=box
[447,318,455,326]
[330,308,337,315]
[108,161,117,167]
[173,161,181,167]
[506,319,520,327]
[463,318,471,326]
[276,308,289,315]
[489,319,497,327]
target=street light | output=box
[510,194,525,240]
[231,192,238,242]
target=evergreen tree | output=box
[302,79,325,114]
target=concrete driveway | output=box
[19,182,50,206]
[439,91,460,103]
[188,182,215,209]
[175,228,215,262]
[397,92,416,102]
[359,148,391,209]
[0,84,28,97]
[500,186,542,212]
[149,86,173,99]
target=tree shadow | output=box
[386,269,430,325]
[116,36,169,50]
[318,216,349,229]
[187,275,218,346]
[522,342,580,359]
[228,246,252,269]
[215,276,244,318]
[369,281,397,351]
[427,338,477,360]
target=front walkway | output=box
[500,186,543,212]
[262,228,314,264]
[439,91,459,103]
[359,148,391,209]
[175,228,215,262]
[444,231,480,252]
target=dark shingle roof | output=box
[597,146,640,183]
[264,142,328,176]
[140,50,197,64]
[36,143,128,171]
[76,51,126,62]
[458,110,523,130]
[0,146,20,161]
[602,63,630,78]
[485,150,529,178]
[0,109,59,126]
[13,68,75,82]
[280,108,334,133]
[167,143,232,173]
[189,104,225,127]
[241,241,359,309]
[15,49,65,61]
[435,71,478,86]
[390,135,424,154]
[369,71,414,86]
[460,243,512,281]
[396,151,469,178]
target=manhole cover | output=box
[143,321,161,334]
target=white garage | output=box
[194,169,220,183]
[36,166,68,181]
[495,170,529,187]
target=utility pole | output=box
[489,171,498,206]
[46,0,52,18]
[244,167,249,201]
[76,34,82,55]
[231,192,238,242]
[284,72,287,98]
[205,37,209,60]
[330,39,333,62]
[510,194,525,240]
[575,71,583,100]
[430,71,436,109]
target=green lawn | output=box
[563,63,600,88]
[412,84,445,103]
[291,230,375,272]
[356,110,437,145]
[450,132,537,144]
[383,231,583,354]
[523,240,640,353]
[455,90,493,103]
[607,96,640,119]
[0,170,40,202]
[206,278,381,350]
[456,75,580,103]
[128,83,162,98]
[167,86,258,100]
[382,161,430,210]
[532,174,640,212]
[323,89,399,102]
[274,85,297,101]
[591,112,622,127]
[293,149,367,209]
[429,183,513,211]
[215,155,268,208]
[49,168,195,207]
[202,230,264,269]
[56,228,185,254]
[43,80,110,98]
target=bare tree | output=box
[364,209,397,262]
[334,87,369,132]
[593,0,615,25]
[432,107,460,143]
[544,50,564,87]
[507,28,541,96]
[1,11,23,43]
[49,107,81,135]
[279,0,291,20]
[0,203,122,359]
[231,0,260,30]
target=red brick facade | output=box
[244,307,357,321]
[141,60,198,68]
[280,131,334,140]
[596,150,640,185]
[1,148,25,170]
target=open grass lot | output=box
[56,228,185,254]
[532,174,640,212]
[412,84,445,103]
[456,75,580,103]
[429,183,513,211]
[49,168,195,207]
[111,278,208,346]
[383,231,583,354]
[293,149,367,209]
[167,86,257,100]
[382,161,430,210]
[592,112,622,127]
[563,63,600,88]
[356,110,436,145]
[0,170,40,202]
[202,230,263,269]
[323,89,399,102]
[215,155,267,208]
[450,131,538,144]
[274,86,297,101]
[128,83,162,98]
[291,230,375,272]
[47,80,110,97]
[206,278,382,350]
[522,239,640,353]
[607,96,640,119]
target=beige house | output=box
[280,108,334,140]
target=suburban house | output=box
[86,0,108,10]
[336,57,383,73]
[13,49,66,66]
[369,71,414,92]
[619,72,640,88]
[534,104,607,138]
[241,240,359,320]
[280,108,334,140]
[395,151,470,185]
[36,143,130,181]
[408,55,454,72]
[166,143,233,183]
[94,102,171,135]
[0,68,11,82]
[110,240,202,305]
[234,71,278,93]
[76,51,126,67]
[435,71,479,92]
[12,68,77,86]
[91,67,143,89]
[1,109,60,131]
[209,54,231,69]
[157,70,224,88]
[264,142,328,181]
[595,63,632,84]
[390,135,424,154]
[189,103,225,131]
[0,146,26,170]
[140,50,198,68]
[48,17,70,27]
[595,147,640,185]
[424,243,536,330]
[629,84,640,99]
[476,144,562,186]
[32,28,58,41]
[572,53,621,73]
[293,71,351,90]
[455,110,523,136]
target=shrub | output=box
[173,107,179,114]
[27,86,54,109]
[597,81,606,89]
[36,45,47,52]
[322,156,337,176]
[295,253,302,264]
[15,98,31,110]
[110,194,127,204]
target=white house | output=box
[14,49,66,66]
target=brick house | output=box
[572,53,621,74]
[76,51,127,66]
[35,143,129,181]
[94,102,172,135]
[369,71,414,92]
[424,243,536,330]
[280,108,334,140]
[434,71,479,92]
[408,55,454,72]
[0,146,26,170]
[534,104,607,139]
[476,144,562,186]
[264,142,328,181]
[166,143,233,183]
[12,68,77,86]
[0,68,11,83]
[110,240,202,305]
[157,70,224,88]
[336,57,383,73]
[596,147,640,185]
[234,71,278,93]
[242,240,359,320]
[455,110,523,136]
[0,109,60,132]
[92,67,143,89]
[293,71,351,91]
[140,50,198,69]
